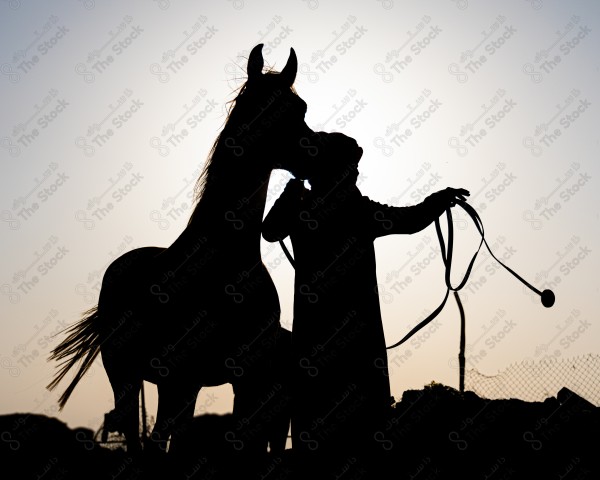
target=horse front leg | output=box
[148,382,199,455]
[231,373,274,457]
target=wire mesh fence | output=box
[465,353,600,406]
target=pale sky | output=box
[1,0,598,433]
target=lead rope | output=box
[385,199,555,350]
[385,203,473,350]
[279,238,295,268]
[278,199,554,354]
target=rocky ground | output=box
[2,383,598,479]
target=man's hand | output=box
[442,187,470,207]
[428,187,470,209]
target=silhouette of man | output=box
[262,132,469,474]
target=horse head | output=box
[207,44,319,184]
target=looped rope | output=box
[278,199,552,351]
[386,199,545,350]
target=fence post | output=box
[455,291,466,394]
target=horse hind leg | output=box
[102,340,143,453]
[107,375,143,455]
[148,382,199,456]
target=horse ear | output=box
[247,44,264,82]
[280,48,297,87]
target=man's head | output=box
[308,132,363,190]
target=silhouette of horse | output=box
[47,44,315,456]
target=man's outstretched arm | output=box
[366,187,470,237]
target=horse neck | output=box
[178,149,272,261]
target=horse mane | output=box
[190,82,247,211]
[188,69,297,226]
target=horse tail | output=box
[46,305,102,410]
